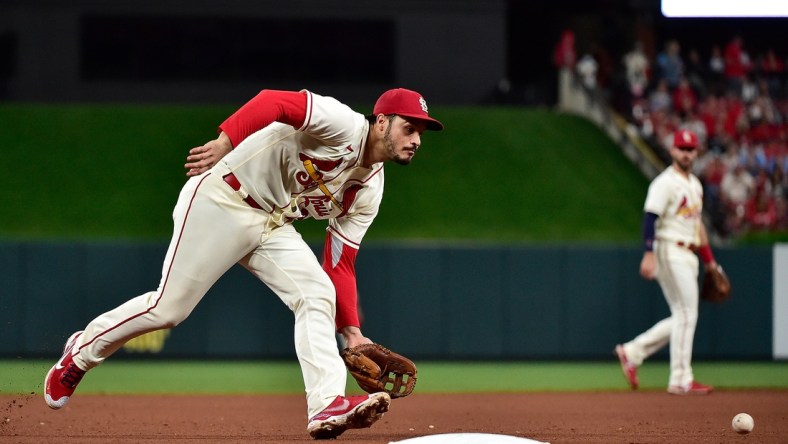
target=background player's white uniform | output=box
[70,91,384,418]
[620,165,704,388]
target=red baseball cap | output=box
[373,88,444,131]
[673,129,699,149]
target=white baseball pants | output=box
[622,242,700,388]
[70,169,346,418]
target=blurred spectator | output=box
[720,163,755,233]
[691,133,713,182]
[720,91,746,140]
[576,53,599,90]
[748,80,778,125]
[754,168,774,197]
[758,49,785,98]
[708,45,726,95]
[698,96,719,143]
[771,163,788,228]
[592,43,616,93]
[745,171,778,230]
[681,108,707,146]
[672,75,698,114]
[648,78,672,113]
[655,111,683,156]
[655,40,684,89]
[741,73,758,104]
[721,141,743,171]
[745,190,778,229]
[701,154,729,232]
[723,35,753,94]
[737,136,761,173]
[685,48,707,97]
[553,29,576,69]
[623,41,650,99]
[553,29,576,110]
[771,160,788,197]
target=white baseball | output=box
[731,413,754,434]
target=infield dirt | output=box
[2,391,786,443]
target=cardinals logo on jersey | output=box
[296,154,342,187]
[291,153,365,220]
[294,184,363,219]
[675,195,701,219]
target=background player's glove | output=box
[700,263,731,303]
[341,343,417,398]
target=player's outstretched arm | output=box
[185,132,233,176]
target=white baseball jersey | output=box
[644,166,704,246]
[222,91,384,248]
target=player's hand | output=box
[339,326,372,349]
[639,251,656,280]
[185,132,233,176]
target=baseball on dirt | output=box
[731,413,754,434]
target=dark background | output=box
[0,0,785,104]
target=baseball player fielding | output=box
[43,87,443,440]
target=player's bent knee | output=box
[675,310,698,328]
[292,289,336,317]
[148,306,192,329]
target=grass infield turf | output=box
[3,360,787,395]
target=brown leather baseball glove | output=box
[701,263,731,303]
[340,343,417,398]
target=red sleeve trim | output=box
[218,90,307,147]
[302,90,314,130]
[322,232,360,330]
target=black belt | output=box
[222,173,264,210]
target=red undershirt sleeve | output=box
[218,89,308,147]
[322,232,360,330]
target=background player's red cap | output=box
[673,129,698,149]
[373,88,444,131]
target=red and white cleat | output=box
[614,344,639,390]
[44,331,87,409]
[668,381,713,395]
[307,392,390,439]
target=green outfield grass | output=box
[5,104,783,244]
[0,104,647,243]
[4,360,787,395]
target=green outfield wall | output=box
[0,241,774,360]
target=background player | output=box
[615,129,716,395]
[44,87,443,439]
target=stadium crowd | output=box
[557,32,788,239]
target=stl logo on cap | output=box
[673,129,698,148]
[419,97,428,112]
[373,88,444,131]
